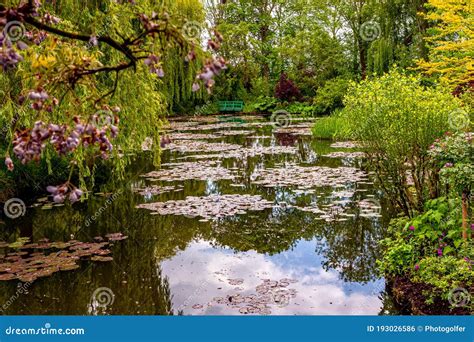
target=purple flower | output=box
[16,41,28,51]
[414,264,419,271]
[46,185,58,193]
[409,225,415,231]
[444,163,453,168]
[69,188,83,203]
[88,35,98,47]
[437,248,443,257]
[5,157,14,171]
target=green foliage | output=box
[379,196,473,305]
[284,102,315,117]
[429,132,474,195]
[248,96,277,113]
[1,0,206,194]
[340,70,462,214]
[412,257,474,306]
[311,110,351,140]
[312,77,350,115]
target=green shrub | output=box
[312,77,350,115]
[429,132,474,196]
[412,256,473,306]
[341,70,463,215]
[379,196,474,308]
[249,96,278,113]
[285,102,315,117]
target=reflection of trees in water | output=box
[208,208,319,255]
[315,218,382,283]
[313,195,386,283]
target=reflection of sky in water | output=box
[162,239,383,315]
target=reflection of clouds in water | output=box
[161,240,383,315]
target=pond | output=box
[0,115,399,315]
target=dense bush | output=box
[274,73,302,102]
[284,102,315,117]
[312,77,350,115]
[340,70,463,216]
[249,96,278,113]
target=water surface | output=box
[0,116,396,315]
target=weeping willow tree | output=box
[0,0,218,198]
[156,0,207,113]
[367,0,428,75]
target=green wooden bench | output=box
[218,101,244,113]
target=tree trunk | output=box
[359,42,367,80]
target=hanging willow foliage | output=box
[0,0,209,196]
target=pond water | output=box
[0,115,398,315]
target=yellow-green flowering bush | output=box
[341,70,464,216]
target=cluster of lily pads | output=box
[142,161,236,182]
[136,194,274,221]
[168,133,222,140]
[323,152,366,159]
[132,185,182,196]
[194,278,298,315]
[181,145,298,160]
[163,140,242,153]
[330,142,360,149]
[0,233,127,283]
[251,164,369,189]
